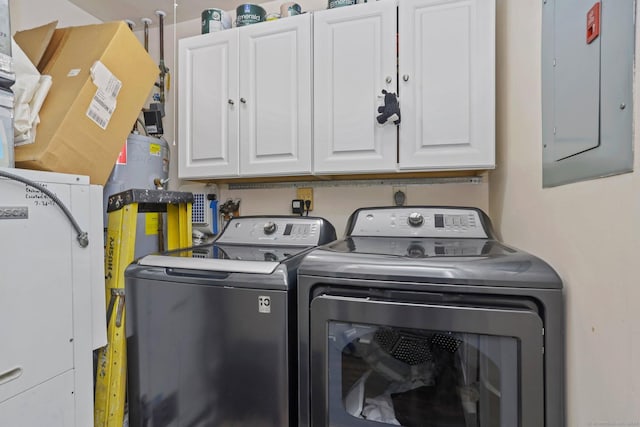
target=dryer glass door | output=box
[309,295,544,427]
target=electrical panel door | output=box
[542,0,635,187]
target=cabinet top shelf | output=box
[67,0,270,28]
[189,170,487,186]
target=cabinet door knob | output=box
[228,99,234,105]
[0,366,23,385]
[403,75,410,82]
[385,76,392,84]
[240,98,247,104]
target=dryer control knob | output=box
[407,212,424,227]
[407,243,426,258]
[263,221,278,235]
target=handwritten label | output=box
[24,183,57,208]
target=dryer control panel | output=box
[347,207,490,238]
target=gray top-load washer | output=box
[125,215,336,427]
[297,206,564,427]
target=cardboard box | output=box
[14,21,159,185]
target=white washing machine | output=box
[0,168,105,427]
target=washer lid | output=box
[138,255,281,274]
[195,243,313,262]
[137,243,313,274]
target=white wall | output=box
[490,0,640,425]
[9,0,100,31]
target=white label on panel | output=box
[258,296,271,313]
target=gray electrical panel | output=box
[542,0,635,187]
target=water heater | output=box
[103,133,170,257]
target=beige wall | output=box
[491,0,640,425]
[5,0,492,227]
[10,0,640,422]
[165,0,490,233]
[8,0,489,233]
[222,180,489,235]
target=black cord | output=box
[304,200,311,216]
[0,170,89,248]
[136,118,149,136]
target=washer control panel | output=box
[217,217,329,246]
[348,207,489,238]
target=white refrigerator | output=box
[0,168,106,426]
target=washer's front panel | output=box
[127,277,291,427]
[309,295,544,427]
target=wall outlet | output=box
[296,187,314,211]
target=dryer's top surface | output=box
[300,207,561,290]
[299,237,562,289]
[329,236,510,258]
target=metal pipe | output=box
[155,10,168,110]
[141,18,152,52]
[125,19,135,31]
[156,10,165,62]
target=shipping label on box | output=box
[86,61,122,130]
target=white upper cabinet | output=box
[178,15,312,179]
[178,0,494,180]
[398,0,495,170]
[313,0,398,174]
[179,30,239,179]
[239,13,313,176]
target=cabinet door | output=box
[399,0,495,170]
[239,14,312,176]
[314,0,398,174]
[179,30,239,179]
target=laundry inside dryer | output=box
[334,321,517,426]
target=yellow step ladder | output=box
[94,189,193,427]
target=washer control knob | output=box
[407,212,424,227]
[263,221,277,235]
[264,252,278,262]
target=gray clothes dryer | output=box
[124,215,336,427]
[297,206,564,427]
